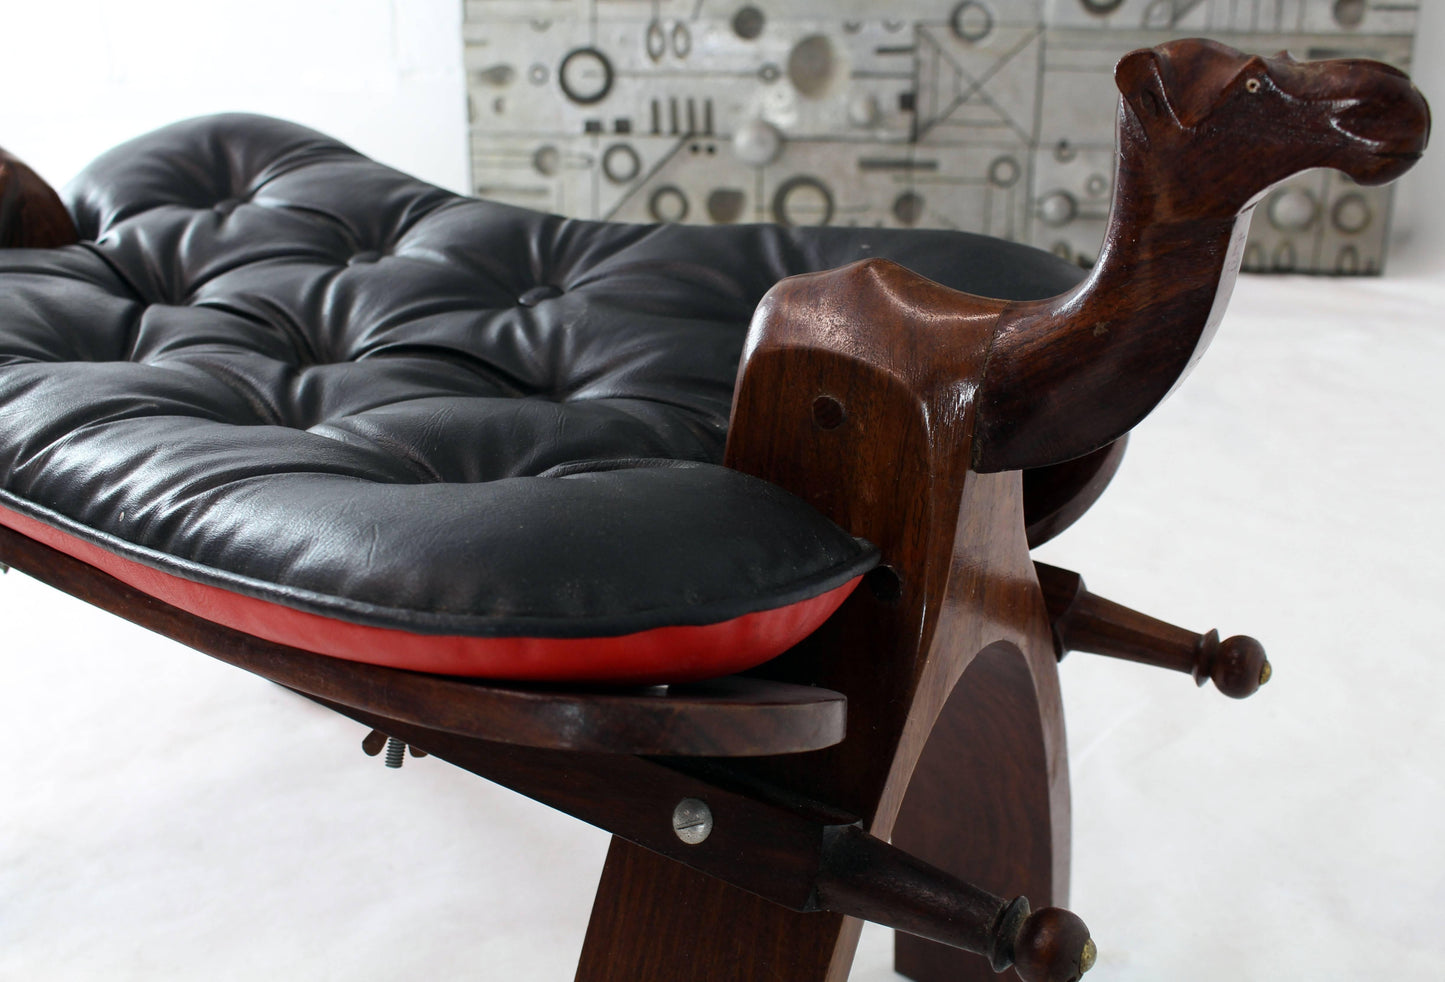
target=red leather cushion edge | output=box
[0,503,858,683]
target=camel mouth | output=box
[1356,139,1427,160]
[1333,131,1428,156]
[1342,147,1425,186]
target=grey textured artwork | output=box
[463,0,1418,274]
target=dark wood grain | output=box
[0,520,845,756]
[1037,562,1270,699]
[304,698,849,910]
[0,147,79,248]
[306,695,1090,981]
[578,256,1076,979]
[579,839,855,981]
[893,642,1069,981]
[969,41,1430,472]
[1022,438,1128,548]
[816,826,1092,982]
[572,42,1431,977]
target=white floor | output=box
[3,268,1442,981]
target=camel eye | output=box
[1245,77,1262,93]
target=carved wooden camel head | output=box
[971,38,1432,472]
[1114,38,1430,218]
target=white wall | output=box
[0,0,470,195]
[1385,0,1444,274]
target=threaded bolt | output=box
[384,736,407,769]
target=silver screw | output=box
[672,798,713,845]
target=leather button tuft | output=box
[349,250,382,266]
[518,284,564,307]
[213,198,241,215]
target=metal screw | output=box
[362,729,427,768]
[672,798,713,845]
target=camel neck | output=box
[1085,125,1249,288]
[972,106,1255,472]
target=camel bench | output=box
[0,39,1428,981]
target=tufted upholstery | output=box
[0,115,1083,681]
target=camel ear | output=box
[1115,49,1178,127]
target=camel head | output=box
[1114,38,1430,218]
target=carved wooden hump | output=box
[0,148,79,249]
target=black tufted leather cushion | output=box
[0,115,1083,681]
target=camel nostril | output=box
[1333,101,1382,138]
[1333,92,1430,154]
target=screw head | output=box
[672,798,713,845]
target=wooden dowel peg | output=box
[1035,563,1270,699]
[815,825,1095,982]
[361,728,389,756]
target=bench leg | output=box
[575,837,862,982]
[893,641,1071,982]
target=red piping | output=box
[0,504,858,682]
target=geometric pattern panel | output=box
[464,0,1419,273]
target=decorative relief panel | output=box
[464,0,1417,273]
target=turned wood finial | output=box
[0,147,79,249]
[1036,563,1271,699]
[814,825,1094,980]
[1193,631,1271,700]
[1011,905,1097,982]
